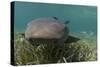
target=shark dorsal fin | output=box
[65,20,70,24]
[53,17,58,20]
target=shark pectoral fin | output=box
[64,35,80,43]
[65,20,70,24]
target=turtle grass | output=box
[13,32,97,65]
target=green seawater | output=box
[13,1,97,35]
